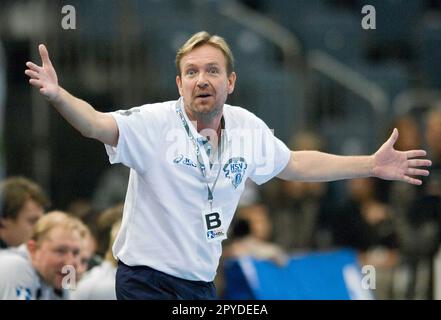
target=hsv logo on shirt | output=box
[223,157,248,189]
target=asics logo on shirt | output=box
[173,154,197,168]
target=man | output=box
[0,176,49,249]
[25,31,431,299]
[0,211,87,299]
[71,220,120,300]
[76,225,96,281]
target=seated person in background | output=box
[76,226,97,281]
[223,203,287,266]
[71,220,121,300]
[331,178,399,268]
[95,203,123,258]
[0,211,88,299]
[0,176,49,249]
[330,178,399,299]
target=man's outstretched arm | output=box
[25,44,118,146]
[277,128,431,185]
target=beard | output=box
[187,99,223,124]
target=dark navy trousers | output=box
[115,261,217,300]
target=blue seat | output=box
[223,249,373,300]
[350,61,411,104]
[297,10,363,63]
[266,0,329,31]
[69,0,119,41]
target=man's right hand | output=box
[25,44,60,102]
[24,44,118,146]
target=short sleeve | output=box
[248,117,291,185]
[104,106,158,174]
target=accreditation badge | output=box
[201,207,227,243]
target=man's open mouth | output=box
[196,94,212,98]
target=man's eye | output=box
[55,248,67,255]
[186,70,196,76]
[28,218,39,226]
[209,68,219,74]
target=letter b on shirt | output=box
[205,212,221,230]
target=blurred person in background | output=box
[0,211,87,299]
[0,39,5,187]
[397,106,441,299]
[71,220,121,300]
[220,203,287,297]
[0,176,49,249]
[24,31,431,299]
[76,227,97,281]
[66,198,101,273]
[223,203,287,265]
[95,203,123,258]
[268,131,329,252]
[386,116,424,213]
[330,178,399,299]
[424,106,441,198]
[384,114,438,299]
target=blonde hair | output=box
[175,31,234,76]
[31,211,88,246]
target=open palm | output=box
[25,44,59,101]
[372,128,431,185]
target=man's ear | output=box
[176,75,183,96]
[0,216,12,229]
[27,240,37,256]
[228,72,237,94]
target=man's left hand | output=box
[372,128,431,185]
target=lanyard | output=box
[175,99,223,210]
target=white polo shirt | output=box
[105,98,290,281]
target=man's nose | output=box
[197,74,209,88]
[64,251,79,268]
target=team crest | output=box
[223,157,247,189]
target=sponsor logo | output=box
[16,286,32,300]
[207,229,225,240]
[117,108,140,116]
[223,157,247,189]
